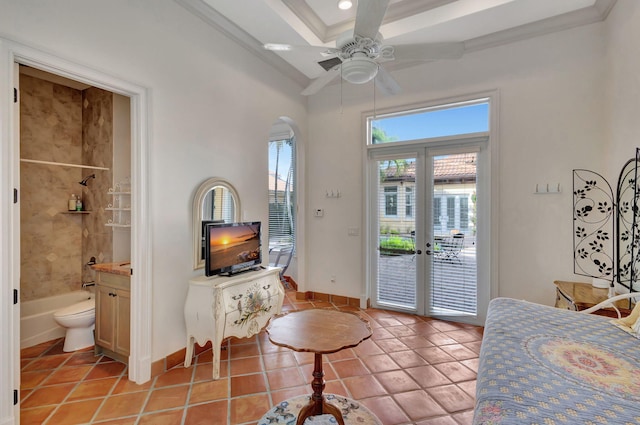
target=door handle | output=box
[425,250,432,256]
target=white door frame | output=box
[362,91,500,326]
[0,38,152,424]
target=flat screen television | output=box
[201,220,225,260]
[204,221,262,277]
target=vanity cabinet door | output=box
[95,285,116,351]
[115,288,131,356]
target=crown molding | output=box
[465,0,617,53]
[174,0,309,88]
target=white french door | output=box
[368,139,489,324]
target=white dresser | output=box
[184,267,284,379]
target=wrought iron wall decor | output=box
[616,148,640,292]
[573,169,615,279]
[573,148,640,293]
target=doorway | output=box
[368,142,488,324]
[1,39,151,422]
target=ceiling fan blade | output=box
[301,67,341,96]
[392,42,465,61]
[375,66,401,96]
[354,0,390,40]
[264,43,339,57]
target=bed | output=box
[473,296,640,425]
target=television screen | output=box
[201,220,225,260]
[205,221,261,276]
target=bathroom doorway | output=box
[1,41,152,423]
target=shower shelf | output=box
[106,182,131,228]
[62,211,91,214]
[20,158,110,170]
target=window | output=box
[384,186,397,216]
[460,197,469,229]
[405,187,413,218]
[446,197,456,230]
[268,137,295,248]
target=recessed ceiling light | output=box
[338,0,353,10]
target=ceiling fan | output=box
[264,0,464,96]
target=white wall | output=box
[0,0,307,364]
[306,22,608,306]
[603,1,640,171]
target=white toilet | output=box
[53,298,96,352]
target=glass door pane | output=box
[375,156,418,310]
[429,152,478,316]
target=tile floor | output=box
[20,290,483,425]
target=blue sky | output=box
[372,102,489,142]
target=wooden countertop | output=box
[91,262,131,276]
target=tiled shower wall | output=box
[20,73,113,302]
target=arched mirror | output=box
[193,178,241,269]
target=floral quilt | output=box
[474,298,640,425]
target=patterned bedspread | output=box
[473,298,640,425]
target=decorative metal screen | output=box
[616,148,640,292]
[572,169,614,279]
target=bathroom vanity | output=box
[184,267,284,379]
[92,262,131,364]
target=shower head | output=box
[79,174,96,186]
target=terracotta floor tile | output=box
[137,408,184,425]
[144,385,189,412]
[262,352,297,370]
[360,353,400,373]
[20,299,485,425]
[65,351,102,366]
[85,361,127,380]
[439,344,479,361]
[189,379,229,404]
[375,338,410,353]
[427,384,475,413]
[230,356,263,375]
[46,398,103,424]
[457,380,476,398]
[154,366,194,388]
[21,383,75,409]
[407,365,452,388]
[94,392,148,421]
[22,354,69,372]
[331,358,369,378]
[229,343,260,358]
[229,393,270,424]
[398,335,434,349]
[326,348,355,362]
[111,376,152,395]
[231,373,267,397]
[270,386,309,405]
[360,396,410,425]
[21,370,51,390]
[415,415,460,425]
[452,409,475,425]
[43,365,93,385]
[342,374,387,399]
[67,377,118,401]
[184,400,227,425]
[266,367,306,390]
[389,350,428,368]
[432,362,476,383]
[20,405,56,425]
[415,347,456,364]
[353,339,385,356]
[394,389,447,421]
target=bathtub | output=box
[20,290,93,348]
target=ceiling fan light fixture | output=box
[337,0,353,10]
[341,56,378,84]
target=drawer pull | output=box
[263,285,271,290]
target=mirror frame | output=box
[192,177,241,270]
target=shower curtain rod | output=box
[20,158,109,171]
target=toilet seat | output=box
[54,299,95,318]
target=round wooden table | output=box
[266,309,372,425]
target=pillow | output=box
[614,301,640,338]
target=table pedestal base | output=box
[296,353,345,425]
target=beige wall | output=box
[19,75,113,301]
